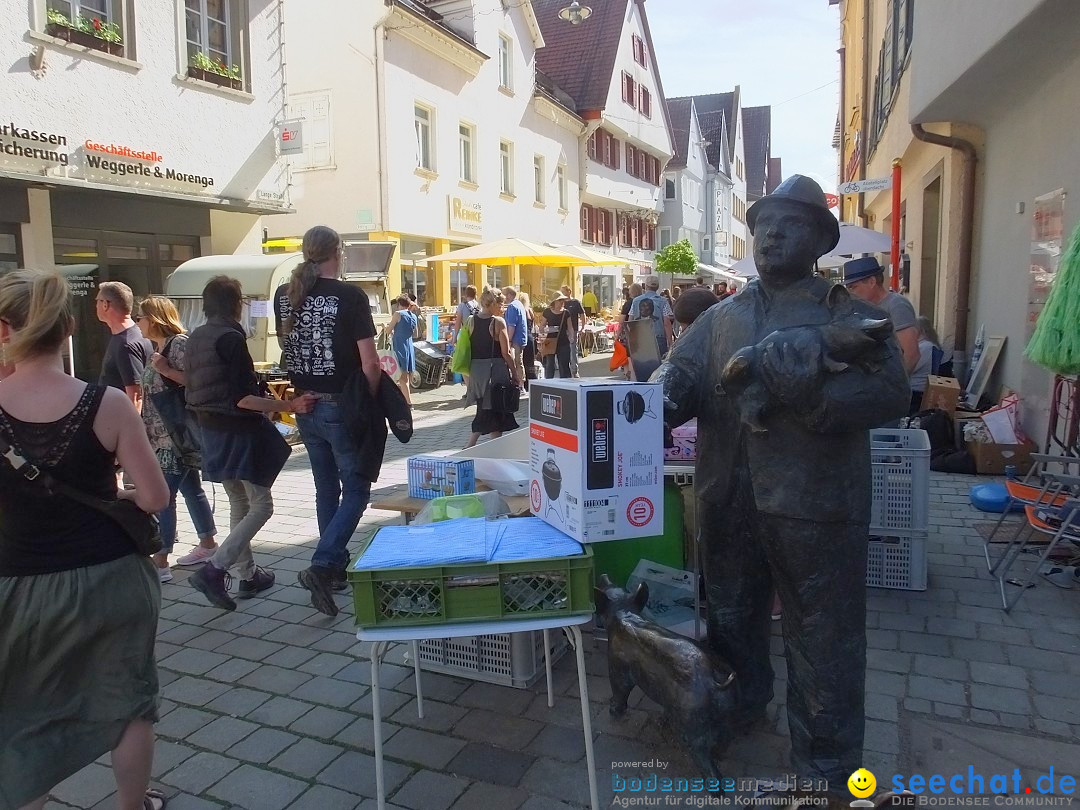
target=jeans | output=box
[158,467,217,553]
[211,480,273,580]
[568,334,579,376]
[296,400,372,572]
[543,348,572,379]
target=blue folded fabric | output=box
[353,517,491,569]
[353,516,584,570]
[489,517,584,562]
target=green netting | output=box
[1026,221,1080,375]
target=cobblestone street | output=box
[47,359,1080,809]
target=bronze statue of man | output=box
[655,175,909,798]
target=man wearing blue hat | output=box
[655,175,909,801]
[843,256,919,374]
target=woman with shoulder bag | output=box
[464,288,522,449]
[0,270,171,810]
[136,296,218,582]
[540,293,572,379]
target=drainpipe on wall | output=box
[374,12,391,233]
[911,123,977,382]
[858,0,870,227]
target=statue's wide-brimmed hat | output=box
[746,175,840,255]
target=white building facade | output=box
[0,0,289,378]
[271,0,585,309]
[658,98,710,266]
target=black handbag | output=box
[0,430,162,556]
[490,381,521,413]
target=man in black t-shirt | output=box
[274,239,381,618]
[96,281,153,412]
[559,285,586,378]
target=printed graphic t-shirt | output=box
[274,277,377,393]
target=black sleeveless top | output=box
[0,385,133,576]
[471,314,500,360]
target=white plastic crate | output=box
[417,629,568,689]
[867,531,928,590]
[869,429,931,532]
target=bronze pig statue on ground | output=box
[596,575,738,778]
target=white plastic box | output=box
[869,428,931,532]
[407,456,476,500]
[529,380,664,543]
[417,630,568,688]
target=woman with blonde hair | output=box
[464,288,522,448]
[136,295,218,582]
[0,270,170,809]
[274,225,381,616]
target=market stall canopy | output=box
[730,253,846,278]
[696,262,744,283]
[427,237,612,266]
[166,253,302,298]
[545,244,630,266]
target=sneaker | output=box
[298,566,339,617]
[238,566,276,598]
[158,566,174,584]
[176,545,217,566]
[190,563,236,611]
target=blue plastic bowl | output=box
[970,483,1024,513]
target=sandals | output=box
[143,788,168,810]
[1039,565,1077,589]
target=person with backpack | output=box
[136,296,218,582]
[629,275,674,356]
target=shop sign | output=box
[0,120,225,196]
[0,122,69,166]
[278,119,303,155]
[65,275,95,298]
[448,195,483,236]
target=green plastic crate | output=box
[589,480,685,587]
[349,532,595,629]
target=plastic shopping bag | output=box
[626,559,699,637]
[451,318,473,375]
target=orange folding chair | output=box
[993,477,1080,611]
[982,453,1080,573]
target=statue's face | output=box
[752,201,821,286]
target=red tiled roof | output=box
[742,105,772,201]
[533,0,630,113]
[666,97,693,169]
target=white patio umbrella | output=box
[426,237,608,266]
[828,223,891,256]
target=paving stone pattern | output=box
[45,357,1080,808]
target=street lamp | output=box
[558,0,593,25]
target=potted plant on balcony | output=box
[188,52,243,90]
[46,10,123,55]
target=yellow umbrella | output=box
[426,237,606,266]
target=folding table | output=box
[357,613,599,810]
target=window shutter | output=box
[641,87,651,119]
[580,205,591,242]
[626,143,633,175]
[309,94,331,167]
[612,137,621,169]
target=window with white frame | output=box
[533,155,545,204]
[286,91,332,169]
[458,122,475,183]
[498,34,513,91]
[499,140,514,196]
[185,0,245,82]
[702,236,711,254]
[659,227,672,250]
[557,163,568,210]
[47,0,130,55]
[665,178,676,200]
[414,104,434,172]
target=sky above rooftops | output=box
[648,0,840,193]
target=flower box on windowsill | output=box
[46,23,123,55]
[187,67,242,91]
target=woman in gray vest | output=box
[185,276,315,611]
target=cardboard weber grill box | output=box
[529,380,664,544]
